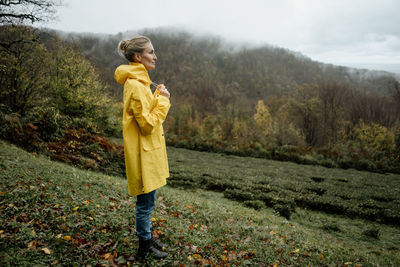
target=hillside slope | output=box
[58,29,399,102]
[1,141,399,266]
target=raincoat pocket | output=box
[142,132,162,151]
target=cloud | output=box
[48,0,400,73]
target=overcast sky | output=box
[48,0,400,73]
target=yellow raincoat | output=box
[115,62,170,196]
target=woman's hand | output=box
[157,84,170,98]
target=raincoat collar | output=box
[115,62,151,86]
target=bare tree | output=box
[318,82,347,144]
[0,0,61,25]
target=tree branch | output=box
[0,13,39,23]
[0,1,23,7]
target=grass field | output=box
[1,140,399,266]
[167,147,400,225]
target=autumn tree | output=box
[287,84,322,146]
[318,82,347,145]
[253,100,275,145]
[0,25,51,115]
[391,80,400,115]
[0,26,118,140]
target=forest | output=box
[1,24,400,174]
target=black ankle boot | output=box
[151,236,168,250]
[137,238,168,259]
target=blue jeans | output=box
[135,190,156,240]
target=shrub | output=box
[223,188,253,201]
[273,204,292,220]
[0,111,44,151]
[243,200,266,210]
[23,106,66,141]
[362,228,380,239]
[47,128,124,176]
[322,223,340,232]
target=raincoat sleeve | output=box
[128,81,170,136]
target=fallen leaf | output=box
[290,248,300,254]
[319,253,325,261]
[103,253,113,260]
[221,254,228,261]
[28,240,37,250]
[41,247,52,255]
[63,236,72,241]
[73,206,79,211]
[193,253,202,259]
[248,251,256,257]
[185,204,194,210]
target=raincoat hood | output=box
[114,62,151,86]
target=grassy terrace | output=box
[1,141,399,266]
[167,147,400,225]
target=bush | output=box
[23,106,66,141]
[0,111,44,151]
[322,223,341,232]
[224,188,254,201]
[273,204,292,220]
[47,128,125,176]
[243,200,266,210]
[362,228,380,239]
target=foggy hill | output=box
[53,28,399,111]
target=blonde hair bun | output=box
[117,35,151,62]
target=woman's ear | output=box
[133,53,142,63]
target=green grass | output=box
[1,140,399,266]
[167,147,400,224]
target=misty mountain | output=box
[53,28,399,111]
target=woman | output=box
[115,35,171,259]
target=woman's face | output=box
[136,42,157,70]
